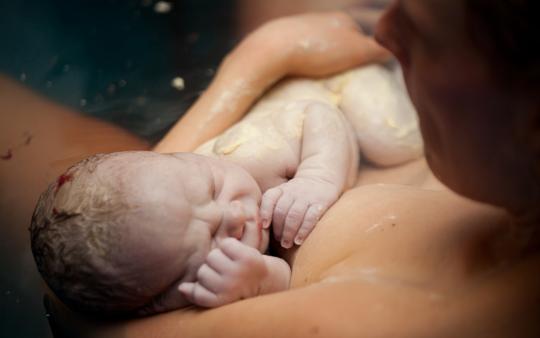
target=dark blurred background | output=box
[0,0,240,143]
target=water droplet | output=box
[171,77,185,91]
[63,64,71,72]
[118,79,127,87]
[154,1,172,13]
[387,214,397,221]
[46,81,53,88]
[20,73,27,82]
[80,99,87,107]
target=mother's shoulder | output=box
[331,183,495,221]
[291,184,507,287]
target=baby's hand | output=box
[178,238,268,308]
[261,177,340,249]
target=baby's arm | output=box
[178,238,290,308]
[261,102,359,248]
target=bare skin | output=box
[33,12,390,315]
[37,77,402,312]
[46,183,540,338]
[31,151,290,314]
[0,75,147,247]
[0,76,148,334]
[153,12,390,153]
[47,5,540,338]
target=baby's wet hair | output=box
[30,153,153,316]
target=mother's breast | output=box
[289,184,506,291]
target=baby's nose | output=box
[223,200,246,240]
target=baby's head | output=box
[30,151,266,316]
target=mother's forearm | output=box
[153,39,287,154]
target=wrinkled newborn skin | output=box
[30,151,271,316]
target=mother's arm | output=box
[153,11,389,153]
[46,278,432,338]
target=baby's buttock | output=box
[195,113,302,192]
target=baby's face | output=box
[105,152,267,306]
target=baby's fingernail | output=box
[178,282,194,295]
[281,239,292,249]
[262,219,270,229]
[294,237,304,246]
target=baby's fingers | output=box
[219,237,258,261]
[294,204,324,246]
[272,193,294,242]
[206,248,235,274]
[178,282,221,308]
[281,200,309,249]
[260,188,282,229]
[196,264,223,294]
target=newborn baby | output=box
[30,64,422,317]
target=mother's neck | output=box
[510,208,540,256]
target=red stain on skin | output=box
[55,173,73,193]
[1,149,13,160]
[2,133,34,161]
[52,208,59,215]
